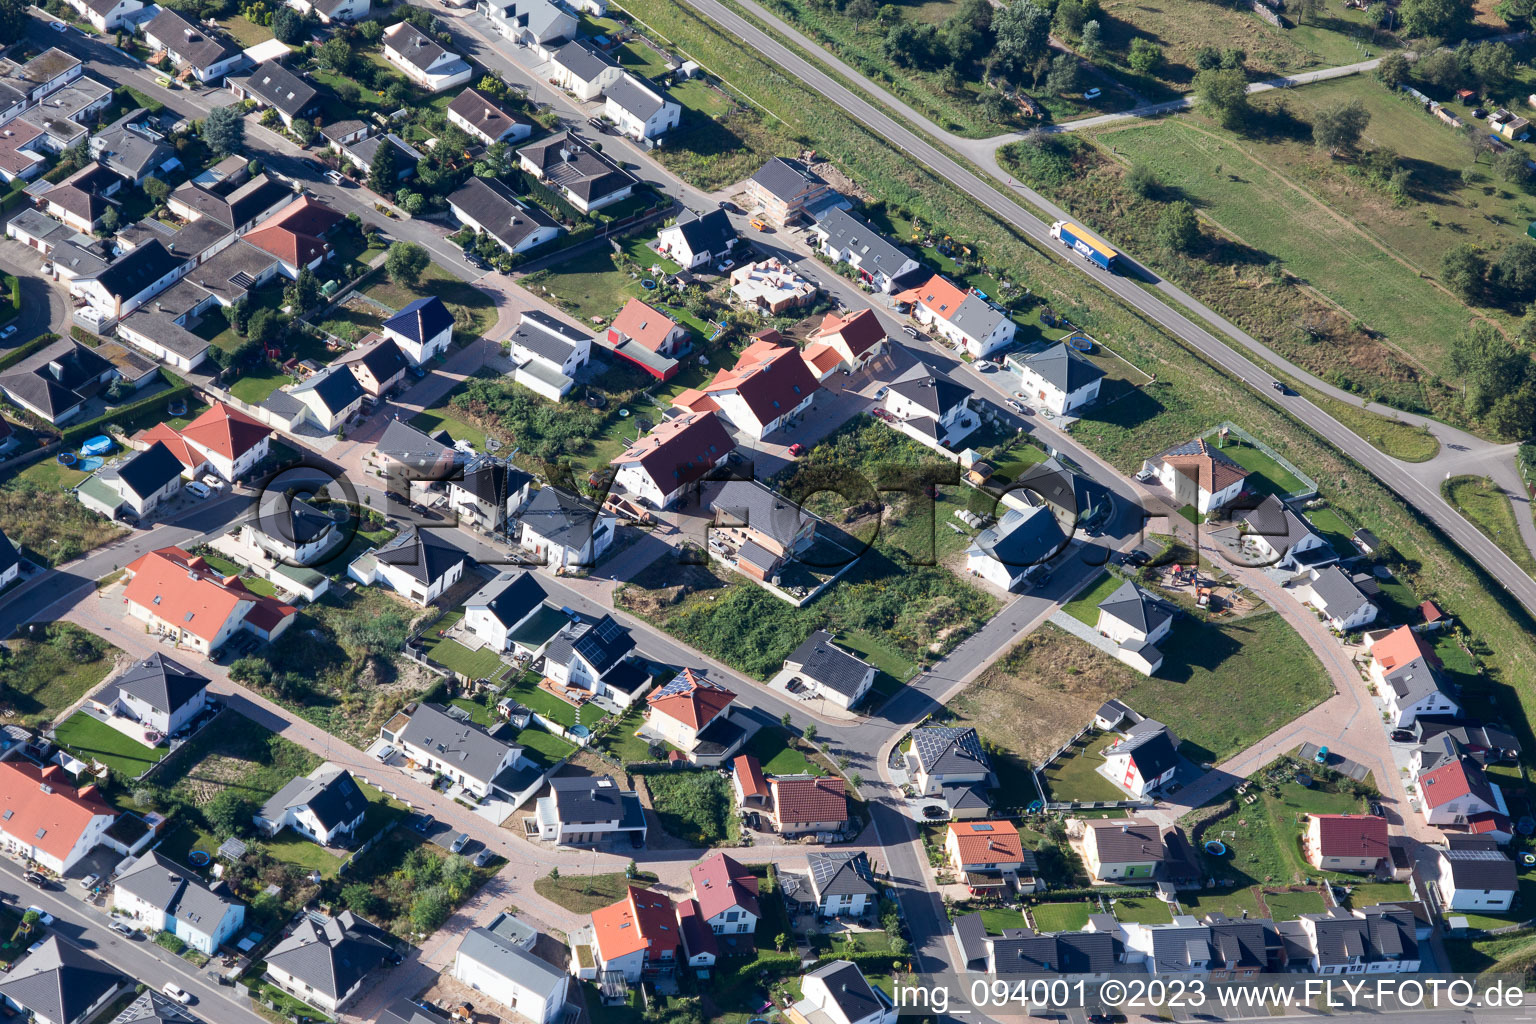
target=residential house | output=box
[608,297,689,380]
[122,546,298,653]
[517,132,637,213]
[731,754,770,811]
[507,310,592,401]
[376,1001,454,1024]
[228,64,319,128]
[0,937,124,1024]
[965,503,1068,591]
[71,237,188,326]
[905,726,992,799]
[586,887,679,982]
[782,630,875,712]
[1292,907,1419,974]
[152,403,271,482]
[1305,814,1389,874]
[447,460,533,533]
[881,361,979,450]
[382,22,473,92]
[447,86,533,146]
[349,528,466,606]
[281,362,366,432]
[1103,720,1180,798]
[332,337,410,399]
[793,961,896,1024]
[112,282,212,371]
[541,615,647,705]
[1095,580,1175,676]
[379,702,527,801]
[802,308,888,380]
[111,852,245,954]
[89,108,178,186]
[1294,565,1379,632]
[242,196,346,278]
[702,479,821,585]
[43,163,121,234]
[341,132,423,179]
[74,441,184,520]
[800,851,875,917]
[1010,344,1106,417]
[1366,626,1460,727]
[374,419,468,496]
[610,410,734,509]
[985,927,1124,979]
[1419,752,1511,842]
[0,338,117,425]
[1082,818,1177,881]
[1410,721,1519,768]
[1437,838,1518,913]
[384,296,455,365]
[729,259,817,315]
[672,332,819,439]
[0,120,48,184]
[656,209,736,270]
[1141,439,1250,514]
[89,653,208,740]
[452,926,568,1023]
[810,207,919,293]
[66,0,144,32]
[463,569,551,652]
[767,775,847,837]
[263,912,395,1014]
[448,176,560,259]
[644,669,744,765]
[533,775,647,845]
[548,39,621,100]
[689,852,759,949]
[254,766,368,846]
[0,761,115,874]
[518,486,615,568]
[1210,494,1335,572]
[603,74,681,139]
[4,48,82,104]
[142,9,243,83]
[894,274,1016,358]
[944,821,1040,896]
[745,157,846,226]
[168,172,297,234]
[16,75,112,155]
[480,0,577,53]
[320,119,368,150]
[285,0,370,23]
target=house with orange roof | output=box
[241,196,346,278]
[141,402,271,482]
[943,821,1040,894]
[766,775,847,837]
[801,308,889,380]
[643,669,744,765]
[606,298,688,380]
[731,754,770,810]
[0,761,116,874]
[893,273,1016,358]
[123,545,297,654]
[609,410,734,510]
[1140,438,1250,514]
[671,332,819,440]
[1418,753,1511,842]
[583,886,681,982]
[1365,625,1459,727]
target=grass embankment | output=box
[1442,476,1536,578]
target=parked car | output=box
[23,872,47,889]
[376,744,397,761]
[718,200,738,213]
[873,386,889,399]
[109,921,135,936]
[716,259,735,272]
[0,325,16,339]
[1390,729,1414,743]
[25,907,53,926]
[78,874,99,890]
[1315,746,1330,764]
[786,443,805,457]
[162,984,192,1005]
[325,169,343,185]
[412,814,433,833]
[1005,399,1023,413]
[48,21,64,30]
[975,360,996,372]
[185,481,212,499]
[749,218,769,231]
[900,325,919,338]
[1084,87,1102,100]
[200,475,225,491]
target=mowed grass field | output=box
[1092,76,1502,383]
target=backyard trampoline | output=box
[187,850,211,867]
[56,452,77,466]
[1204,840,1228,856]
[1067,334,1093,352]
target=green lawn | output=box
[448,696,497,727]
[146,712,322,809]
[1443,476,1536,577]
[743,727,823,777]
[216,14,272,46]
[420,610,508,681]
[1263,889,1328,922]
[978,907,1028,934]
[1340,882,1412,909]
[0,623,119,728]
[534,869,657,914]
[1060,571,1122,627]
[1217,440,1310,499]
[1304,506,1356,556]
[1113,896,1173,924]
[1041,732,1125,804]
[1178,886,1263,920]
[513,725,578,771]
[195,551,277,596]
[598,704,667,763]
[52,713,161,779]
[645,771,738,845]
[228,365,294,404]
[1029,902,1091,932]
[1197,776,1367,889]
[261,830,345,878]
[364,265,495,343]
[410,396,488,450]
[502,673,609,730]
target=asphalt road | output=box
[668,0,1536,623]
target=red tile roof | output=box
[698,337,820,427]
[1311,814,1389,860]
[178,403,270,461]
[947,821,1025,865]
[610,298,680,354]
[801,343,842,377]
[0,762,114,864]
[592,886,679,962]
[676,898,718,960]
[646,668,736,731]
[733,755,768,798]
[690,851,760,922]
[894,274,967,320]
[1371,625,1440,672]
[609,410,734,493]
[1160,439,1249,496]
[1421,757,1496,811]
[810,308,885,360]
[123,546,294,643]
[242,197,343,268]
[136,422,200,471]
[770,776,847,824]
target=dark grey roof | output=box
[990,931,1120,975]
[940,783,991,810]
[546,614,634,675]
[605,74,669,121]
[264,911,393,999]
[447,86,529,141]
[705,479,813,549]
[395,703,516,784]
[1115,719,1180,781]
[806,961,888,1021]
[111,653,207,716]
[667,208,735,258]
[948,292,1008,341]
[384,297,454,348]
[107,990,198,1024]
[1360,905,1418,963]
[784,630,871,699]
[259,768,366,834]
[888,361,970,419]
[375,1000,453,1024]
[1204,915,1276,971]
[552,39,618,81]
[343,338,409,384]
[1097,580,1173,637]
[909,725,990,776]
[968,504,1068,570]
[291,363,364,416]
[1238,494,1320,552]
[89,239,185,301]
[750,157,826,202]
[373,528,466,586]
[548,775,634,825]
[511,309,591,364]
[321,119,366,143]
[348,134,422,173]
[385,21,450,72]
[0,528,18,576]
[239,64,318,117]
[448,176,558,252]
[89,109,174,180]
[812,207,912,276]
[520,486,606,550]
[111,441,185,501]
[164,217,235,263]
[517,132,637,204]
[255,496,335,549]
[1414,720,1517,761]
[1097,698,1138,724]
[376,419,459,468]
[1149,924,1212,972]
[452,461,533,506]
[456,926,566,993]
[952,912,989,968]
[466,570,549,629]
[1302,908,1369,966]
[113,852,244,934]
[1308,565,1372,619]
[0,371,80,418]
[1020,343,1106,393]
[1442,844,1518,891]
[145,8,237,69]
[1086,819,1169,864]
[1384,652,1448,709]
[0,937,122,1024]
[172,176,295,232]
[807,851,875,901]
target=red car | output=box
[786,443,805,457]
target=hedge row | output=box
[0,333,58,373]
[60,371,191,447]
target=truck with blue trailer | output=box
[1050,221,1121,272]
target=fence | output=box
[1203,420,1318,499]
